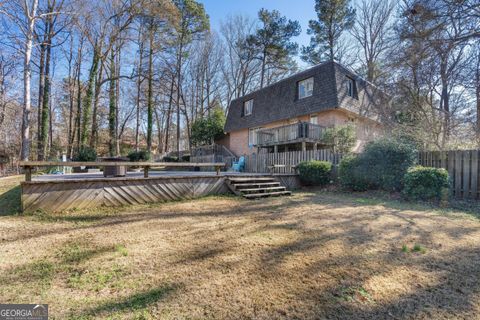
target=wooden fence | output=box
[418,150,479,199]
[244,150,342,173]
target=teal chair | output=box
[232,156,245,172]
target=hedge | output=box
[338,155,372,191]
[403,166,449,201]
[338,138,417,192]
[297,160,332,186]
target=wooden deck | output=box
[21,172,300,213]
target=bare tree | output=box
[351,0,395,83]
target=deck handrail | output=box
[256,122,326,146]
[19,161,226,181]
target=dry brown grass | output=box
[1,181,480,319]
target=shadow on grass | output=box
[314,189,480,218]
[83,284,177,316]
[57,240,117,265]
[0,185,21,216]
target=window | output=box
[298,77,314,99]
[310,115,318,125]
[248,127,261,146]
[347,78,355,98]
[244,99,253,116]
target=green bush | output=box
[190,106,226,147]
[73,146,97,162]
[403,166,449,201]
[127,150,151,162]
[322,124,357,153]
[297,160,332,186]
[181,155,190,162]
[337,138,417,192]
[361,138,418,191]
[162,156,179,162]
[338,155,372,191]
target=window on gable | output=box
[298,77,314,99]
[244,99,253,116]
[347,77,356,98]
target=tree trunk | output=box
[146,26,154,153]
[176,43,183,158]
[154,107,163,153]
[89,61,103,148]
[21,0,39,161]
[67,36,74,158]
[115,45,121,156]
[439,60,450,150]
[74,40,84,154]
[108,48,116,156]
[80,44,100,146]
[36,41,46,160]
[40,17,53,160]
[260,49,266,88]
[476,49,480,141]
[164,74,175,153]
[135,29,144,152]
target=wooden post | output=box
[25,166,32,182]
[274,145,278,154]
[302,141,306,152]
[144,166,149,178]
[313,143,318,152]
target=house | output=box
[219,61,387,156]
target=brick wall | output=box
[220,109,383,156]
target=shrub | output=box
[403,166,449,201]
[181,154,190,162]
[73,146,97,162]
[162,156,179,162]
[190,106,226,147]
[338,155,371,191]
[127,150,151,162]
[322,124,357,153]
[297,160,332,186]
[337,138,417,192]
[361,138,418,191]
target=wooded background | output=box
[0,0,479,170]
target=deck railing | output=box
[18,161,226,181]
[256,122,326,146]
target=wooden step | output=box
[228,177,276,182]
[243,190,292,199]
[234,182,280,189]
[239,186,286,193]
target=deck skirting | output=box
[21,174,300,213]
[21,176,230,213]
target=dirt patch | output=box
[1,186,480,319]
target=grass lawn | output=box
[1,176,480,319]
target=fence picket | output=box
[472,151,479,200]
[463,151,471,199]
[191,149,479,200]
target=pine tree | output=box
[302,0,355,64]
[246,9,301,88]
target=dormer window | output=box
[298,77,314,99]
[347,77,356,98]
[244,99,253,116]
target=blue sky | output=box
[200,0,318,48]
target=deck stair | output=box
[226,176,291,199]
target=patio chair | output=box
[232,156,245,172]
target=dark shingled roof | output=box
[224,61,384,132]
